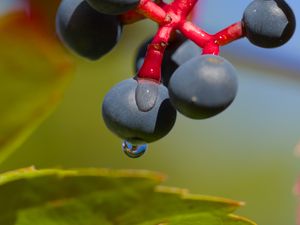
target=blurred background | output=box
[0,0,299,225]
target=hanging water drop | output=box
[122,140,147,158]
[135,79,158,112]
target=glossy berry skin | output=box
[102,78,177,144]
[135,34,201,86]
[242,0,296,48]
[86,0,139,15]
[56,0,122,60]
[168,55,238,119]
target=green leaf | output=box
[0,8,73,163]
[0,167,257,225]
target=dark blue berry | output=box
[168,55,238,119]
[56,0,122,60]
[86,0,139,15]
[242,0,296,48]
[102,78,177,143]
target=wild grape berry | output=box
[242,0,296,48]
[56,0,122,60]
[54,0,296,153]
[135,34,201,86]
[102,78,177,144]
[168,55,238,119]
[86,0,139,15]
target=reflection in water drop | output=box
[135,79,158,112]
[122,140,147,158]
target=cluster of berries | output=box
[56,0,296,158]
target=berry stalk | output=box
[137,0,167,24]
[214,21,244,46]
[128,0,245,82]
[202,41,219,55]
[179,21,211,47]
[136,0,202,82]
[137,26,173,82]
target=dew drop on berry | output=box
[122,140,147,158]
[135,79,158,112]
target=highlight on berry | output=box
[55,0,296,157]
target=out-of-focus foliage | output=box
[0,0,73,163]
[0,167,256,225]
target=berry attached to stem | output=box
[102,78,177,144]
[242,0,296,48]
[56,0,296,156]
[133,0,246,83]
[168,55,238,119]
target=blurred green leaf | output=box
[0,167,256,225]
[0,8,73,163]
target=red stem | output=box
[202,41,220,55]
[137,0,167,24]
[121,0,245,82]
[137,26,173,82]
[121,0,167,24]
[214,21,245,46]
[179,21,211,48]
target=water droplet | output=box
[135,79,158,112]
[122,140,147,158]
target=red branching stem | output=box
[214,21,245,46]
[121,0,167,24]
[179,21,211,48]
[137,26,173,82]
[122,0,246,81]
[202,41,220,55]
[137,0,167,24]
